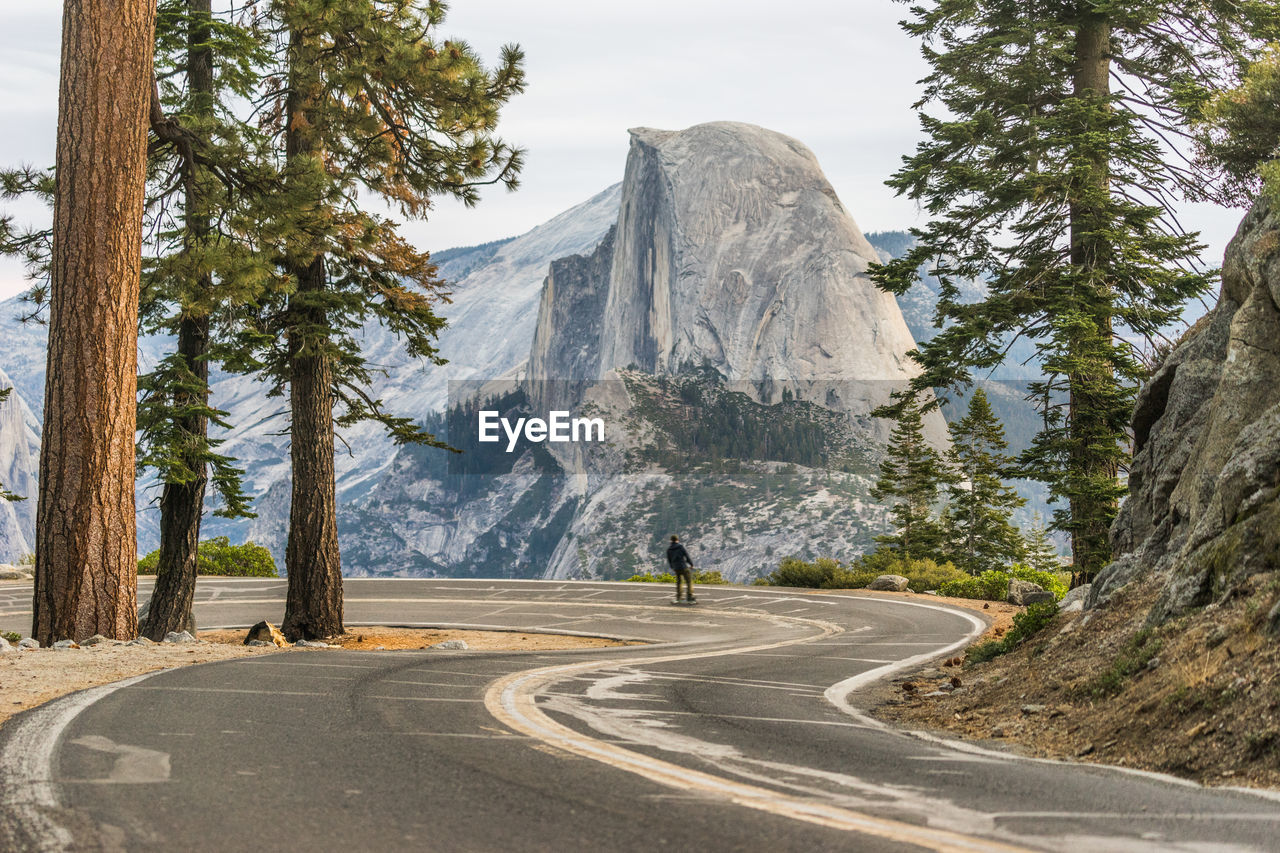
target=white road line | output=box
[127,686,324,696]
[0,671,168,853]
[364,696,483,703]
[486,654,1032,853]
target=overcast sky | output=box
[0,0,1247,302]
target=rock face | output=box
[1091,197,1280,622]
[530,123,939,441]
[0,369,39,561]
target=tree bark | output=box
[1067,9,1117,584]
[141,0,213,641]
[34,0,157,644]
[281,254,344,641]
[280,26,344,640]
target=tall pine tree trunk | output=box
[280,27,343,640]
[142,0,213,641]
[1067,10,1117,584]
[34,0,157,644]
[281,255,344,640]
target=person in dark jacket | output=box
[666,535,696,603]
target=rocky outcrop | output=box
[528,122,943,444]
[0,369,39,561]
[1091,197,1280,622]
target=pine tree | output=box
[136,0,278,640]
[871,393,951,560]
[1196,43,1280,202]
[34,0,158,644]
[246,0,525,640]
[1023,512,1063,577]
[872,1,1279,583]
[944,388,1025,575]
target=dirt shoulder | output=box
[866,579,1280,791]
[1,627,640,730]
[200,626,644,651]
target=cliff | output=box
[0,369,39,560]
[1091,196,1280,626]
[528,122,940,442]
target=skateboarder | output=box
[666,535,696,603]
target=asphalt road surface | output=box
[1,578,1278,852]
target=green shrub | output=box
[1,631,20,644]
[624,570,728,584]
[761,551,967,592]
[137,537,277,578]
[964,601,1059,665]
[766,556,842,588]
[939,570,1010,601]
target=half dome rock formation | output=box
[1091,196,1280,623]
[528,122,934,438]
[0,368,39,560]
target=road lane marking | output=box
[486,658,1032,853]
[0,671,167,852]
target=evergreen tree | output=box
[871,393,951,560]
[34,0,157,644]
[944,388,1025,575]
[1023,511,1064,577]
[872,1,1279,582]
[247,0,525,639]
[1196,43,1280,202]
[136,0,277,640]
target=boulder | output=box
[52,639,79,650]
[0,570,29,581]
[128,636,156,646]
[867,574,911,592]
[80,634,110,647]
[1007,579,1055,606]
[1091,196,1280,624]
[293,640,331,649]
[1058,584,1092,613]
[0,637,12,653]
[246,639,275,648]
[243,621,287,647]
[162,631,198,644]
[17,637,39,649]
[431,639,469,651]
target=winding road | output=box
[1,578,1278,852]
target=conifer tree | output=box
[871,393,951,560]
[35,0,158,643]
[944,388,1025,575]
[1196,43,1280,201]
[872,1,1279,583]
[1023,512,1064,577]
[136,0,277,639]
[248,0,525,639]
